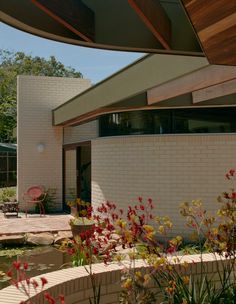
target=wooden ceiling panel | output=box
[31,0,94,42]
[128,0,171,49]
[182,0,236,65]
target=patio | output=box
[0,212,72,236]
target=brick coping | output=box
[0,253,230,304]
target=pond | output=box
[0,246,70,290]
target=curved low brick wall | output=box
[0,254,234,304]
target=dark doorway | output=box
[63,142,91,212]
[76,145,91,203]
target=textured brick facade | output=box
[0,254,233,303]
[64,120,98,144]
[17,75,91,211]
[92,134,236,236]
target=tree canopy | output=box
[0,49,83,143]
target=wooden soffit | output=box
[128,0,171,49]
[192,79,236,104]
[31,0,94,42]
[181,0,236,65]
[148,65,236,105]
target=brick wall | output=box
[92,134,236,236]
[0,254,233,304]
[17,75,91,211]
[63,120,98,144]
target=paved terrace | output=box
[0,212,72,236]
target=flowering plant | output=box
[7,261,65,304]
[9,169,236,304]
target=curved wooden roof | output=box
[1,0,235,64]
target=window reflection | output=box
[99,108,236,137]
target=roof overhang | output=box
[1,1,235,65]
[1,1,200,54]
[53,53,209,126]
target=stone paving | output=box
[0,212,72,236]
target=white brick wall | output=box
[92,134,236,236]
[0,254,233,304]
[64,120,98,144]
[17,75,91,211]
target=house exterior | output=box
[2,0,235,236]
[17,53,236,236]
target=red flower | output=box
[231,192,236,200]
[44,292,56,304]
[13,261,21,270]
[138,197,143,202]
[167,245,176,254]
[32,279,39,289]
[93,247,99,255]
[6,270,13,277]
[223,192,230,199]
[59,295,65,304]
[23,262,28,270]
[67,248,75,255]
[140,204,145,211]
[229,169,235,176]
[40,277,48,287]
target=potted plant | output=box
[69,216,94,238]
[69,199,94,238]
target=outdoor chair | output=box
[23,186,46,217]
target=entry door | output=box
[76,145,91,203]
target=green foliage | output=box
[0,187,16,203]
[0,49,83,142]
[0,246,34,257]
[35,188,57,214]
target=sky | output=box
[0,22,144,84]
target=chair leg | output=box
[40,202,45,217]
[38,202,42,217]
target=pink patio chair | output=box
[23,186,46,217]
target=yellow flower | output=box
[192,199,202,207]
[158,225,165,234]
[143,274,151,286]
[122,278,132,289]
[143,224,154,233]
[114,254,123,263]
[182,261,189,269]
[135,271,143,281]
[115,219,127,229]
[182,276,190,285]
[153,257,166,269]
[125,231,133,244]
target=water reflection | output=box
[0,246,70,290]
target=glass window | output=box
[99,107,236,137]
[0,173,7,187]
[0,157,7,171]
[9,157,17,171]
[173,108,236,134]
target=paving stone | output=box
[0,234,25,245]
[0,214,72,235]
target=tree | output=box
[0,50,83,143]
